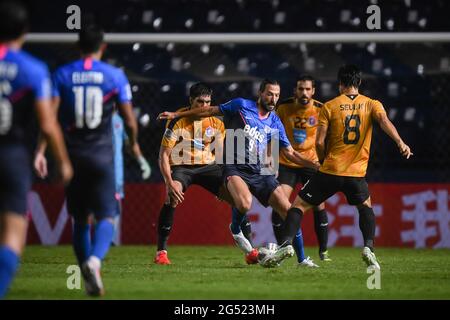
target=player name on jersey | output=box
[72,71,104,84]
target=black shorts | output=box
[299,171,370,206]
[277,165,317,188]
[0,145,31,215]
[171,164,222,196]
[66,155,116,220]
[223,165,279,207]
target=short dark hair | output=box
[78,25,104,54]
[338,64,362,89]
[189,82,213,99]
[0,1,29,42]
[296,74,315,87]
[259,79,280,92]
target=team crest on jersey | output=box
[308,116,316,126]
[205,126,214,137]
[264,126,272,134]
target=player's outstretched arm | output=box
[374,112,413,159]
[157,106,222,121]
[35,98,73,184]
[281,146,320,170]
[158,145,184,204]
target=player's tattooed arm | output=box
[157,106,222,120]
[373,112,413,159]
[281,146,320,170]
[315,125,328,164]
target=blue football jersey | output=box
[0,45,51,146]
[219,98,290,173]
[53,57,132,160]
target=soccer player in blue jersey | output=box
[158,79,320,267]
[34,26,145,296]
[0,1,73,298]
[111,112,151,246]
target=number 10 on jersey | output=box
[72,86,103,129]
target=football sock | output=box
[72,223,91,265]
[281,207,303,246]
[230,207,246,235]
[358,205,376,251]
[0,246,19,299]
[91,219,114,260]
[313,209,329,253]
[240,215,253,246]
[271,210,284,245]
[293,229,306,263]
[157,204,175,251]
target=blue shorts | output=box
[66,155,116,220]
[223,165,279,207]
[0,145,31,215]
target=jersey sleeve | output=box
[116,69,132,103]
[318,103,331,127]
[273,116,291,148]
[370,99,386,116]
[51,70,61,98]
[161,120,179,149]
[30,63,51,101]
[219,98,244,116]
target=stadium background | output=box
[22,0,449,249]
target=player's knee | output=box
[236,195,252,213]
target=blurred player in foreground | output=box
[34,26,146,296]
[0,1,72,298]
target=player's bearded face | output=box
[260,84,280,111]
[295,80,315,105]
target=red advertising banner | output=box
[27,183,450,248]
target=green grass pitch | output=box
[6,245,450,300]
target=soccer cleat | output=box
[319,250,332,262]
[229,224,253,254]
[245,248,259,265]
[81,258,105,297]
[299,256,319,268]
[362,247,380,270]
[154,250,171,265]
[259,244,295,268]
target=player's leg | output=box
[299,168,331,261]
[0,148,31,298]
[81,160,117,296]
[0,213,27,298]
[155,182,182,265]
[271,184,294,244]
[281,172,337,250]
[343,178,380,269]
[225,174,254,255]
[313,202,331,261]
[271,165,297,244]
[111,195,122,246]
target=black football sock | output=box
[280,208,303,246]
[313,209,329,253]
[271,210,284,245]
[240,215,253,247]
[358,205,376,252]
[157,203,176,251]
